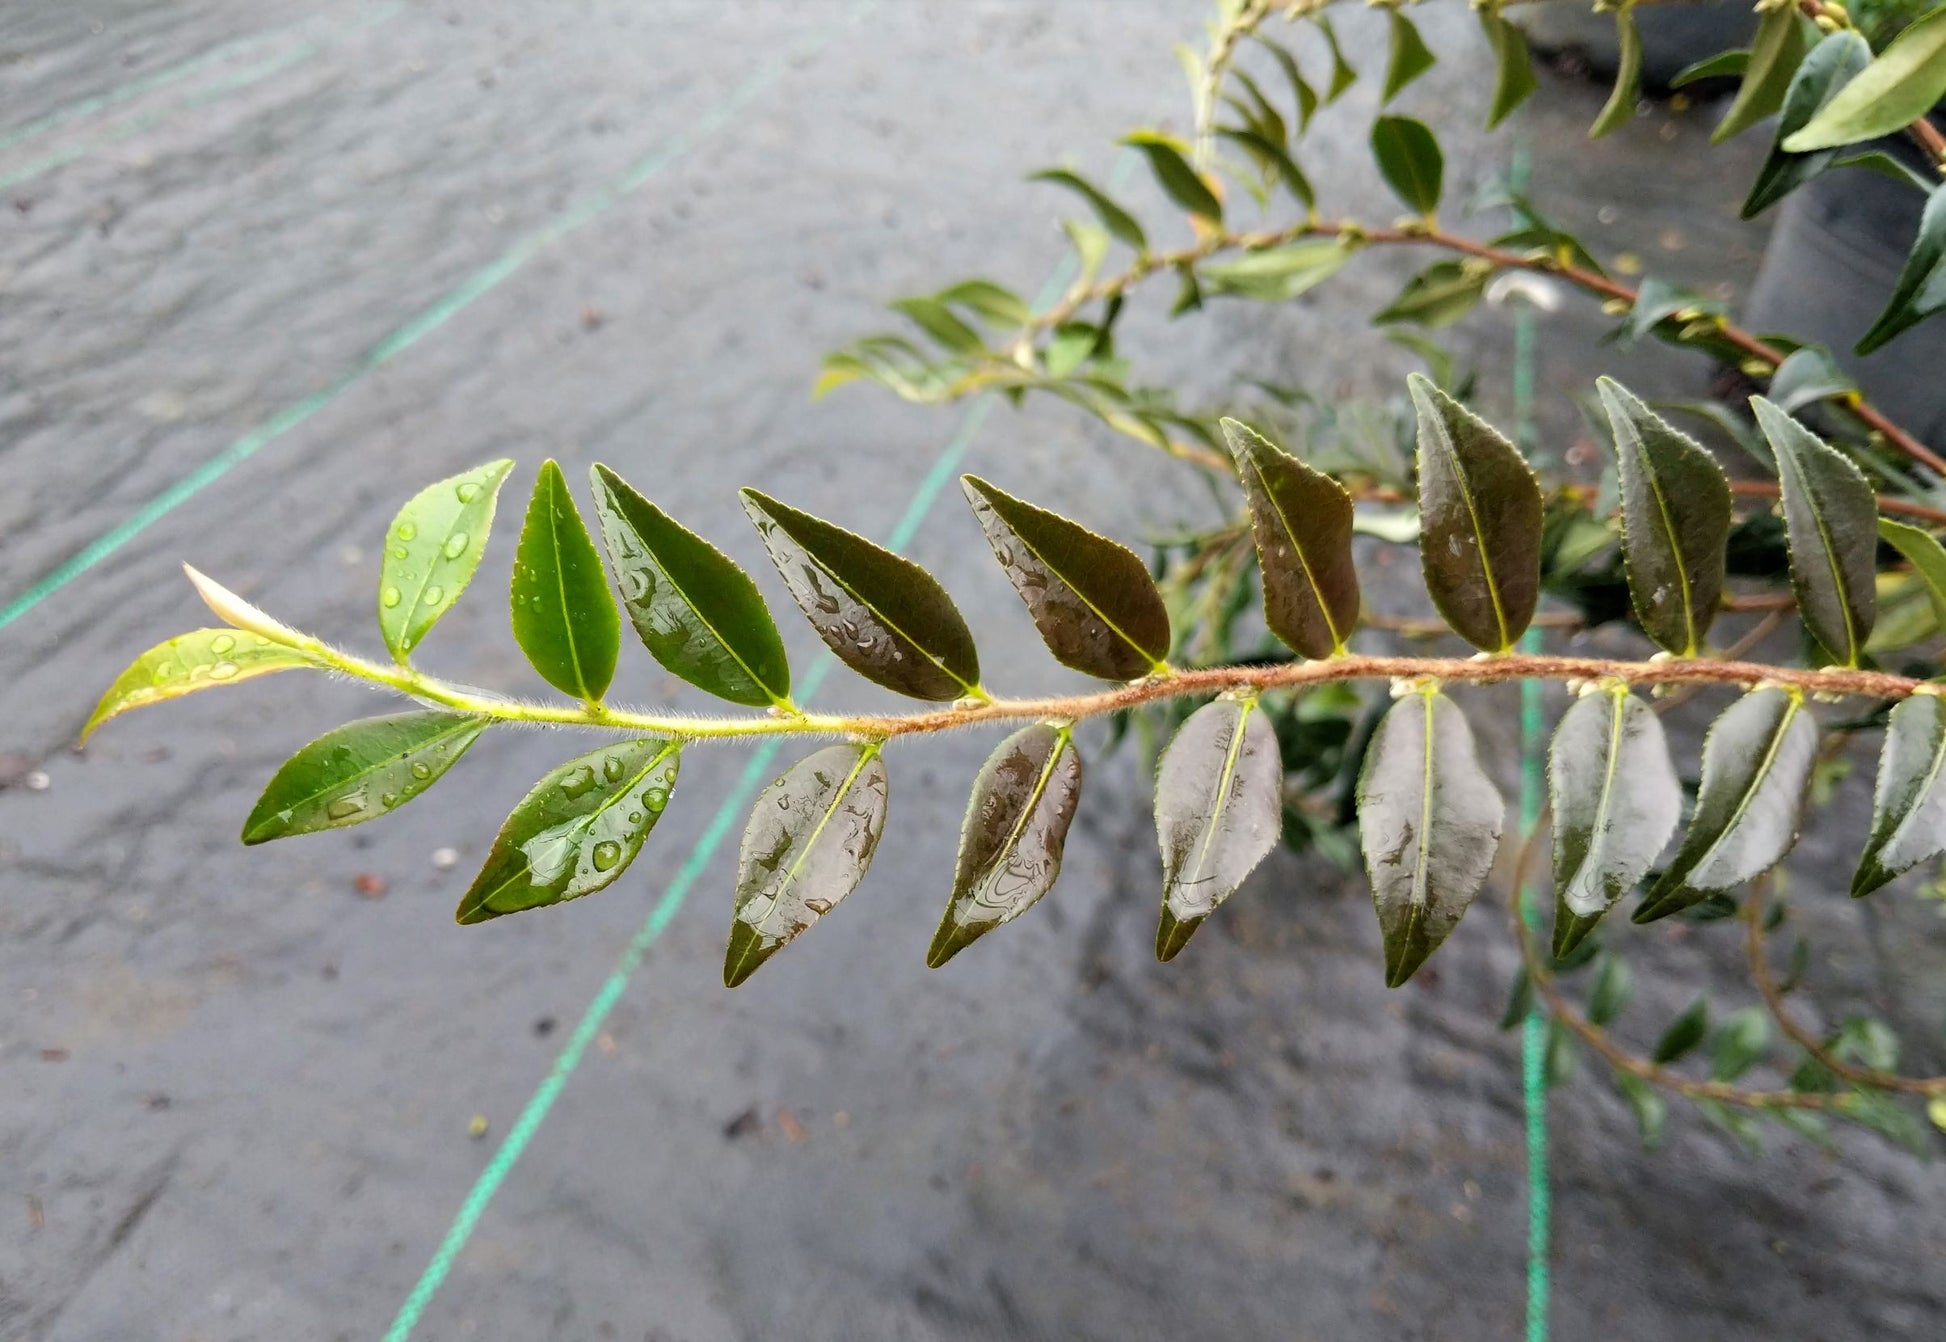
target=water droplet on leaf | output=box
[381,587,403,608]
[591,841,622,871]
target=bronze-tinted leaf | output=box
[1853,693,1946,897]
[725,744,889,986]
[1223,418,1358,658]
[928,723,1081,967]
[242,711,485,844]
[961,475,1170,680]
[1597,377,1731,656]
[742,489,981,701]
[1750,397,1878,665]
[1549,686,1681,956]
[1153,696,1283,960]
[1636,688,1817,922]
[1356,688,1505,987]
[1408,373,1542,652]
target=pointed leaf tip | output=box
[379,458,513,663]
[83,628,319,743]
[242,710,485,844]
[1223,420,1359,659]
[1750,397,1877,665]
[511,459,621,702]
[1853,693,1946,898]
[1154,697,1283,960]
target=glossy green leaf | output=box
[1879,517,1946,630]
[928,724,1082,967]
[1711,1007,1770,1081]
[456,737,679,923]
[589,464,790,708]
[1586,953,1634,1027]
[1597,377,1732,656]
[1751,397,1879,664]
[1784,7,1946,152]
[1480,12,1538,129]
[890,296,986,356]
[379,459,513,663]
[83,628,318,743]
[1153,696,1283,960]
[1212,127,1314,211]
[1636,688,1819,922]
[1856,184,1946,354]
[1122,131,1222,224]
[961,475,1170,680]
[1853,692,1946,897]
[1317,17,1357,101]
[742,489,981,701]
[1767,344,1857,413]
[1549,686,1682,956]
[511,459,621,703]
[1224,418,1358,658]
[724,743,889,986]
[1743,31,1873,218]
[1408,373,1543,652]
[1201,238,1345,301]
[1673,49,1749,87]
[1713,6,1806,144]
[1382,10,1435,103]
[1375,260,1488,328]
[1029,169,1147,253]
[1370,115,1443,216]
[241,710,484,844]
[1652,998,1709,1063]
[1356,688,1505,988]
[1590,10,1643,139]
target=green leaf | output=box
[1029,169,1148,253]
[1480,12,1538,129]
[241,710,485,844]
[1255,35,1319,131]
[1597,377,1732,656]
[935,279,1033,329]
[1853,692,1946,896]
[1652,998,1709,1064]
[1590,10,1643,139]
[1615,1071,1668,1149]
[1549,686,1682,956]
[511,459,621,703]
[1628,276,1723,342]
[1317,17,1358,101]
[1224,418,1359,658]
[589,465,791,708]
[890,296,986,356]
[1201,238,1345,303]
[1370,115,1443,216]
[1374,260,1488,328]
[1408,373,1543,652]
[928,723,1082,967]
[1831,147,1935,192]
[1500,965,1534,1029]
[1122,131,1223,224]
[1154,696,1283,960]
[1743,31,1873,218]
[1856,184,1946,354]
[1878,517,1946,630]
[1212,127,1315,211]
[1382,10,1436,103]
[1784,7,1946,152]
[83,629,318,743]
[1636,688,1819,922]
[1713,6,1807,144]
[724,743,889,986]
[1839,1089,1933,1154]
[961,475,1171,680]
[1710,1007,1771,1081]
[378,459,513,663]
[1587,953,1634,1026]
[1750,397,1879,664]
[1673,49,1749,87]
[1767,345,1857,413]
[1356,688,1505,988]
[742,489,981,701]
[456,737,679,923]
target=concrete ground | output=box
[1,3,1941,1340]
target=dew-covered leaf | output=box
[1743,31,1872,218]
[1783,7,1946,152]
[1370,115,1442,216]
[742,489,980,701]
[511,459,621,702]
[1853,692,1946,897]
[1357,688,1505,987]
[1382,10,1435,103]
[241,710,485,844]
[1549,686,1681,957]
[590,464,791,708]
[1855,184,1946,354]
[1029,169,1148,254]
[725,743,889,986]
[456,737,679,923]
[1480,12,1537,129]
[1590,10,1643,139]
[1153,696,1283,961]
[1751,397,1878,664]
[1713,6,1806,144]
[1878,517,1946,630]
[1224,418,1358,658]
[1122,131,1222,224]
[961,475,1170,680]
[1597,377,1731,656]
[1636,688,1818,922]
[928,724,1081,967]
[83,629,318,743]
[378,459,513,663]
[1408,373,1543,652]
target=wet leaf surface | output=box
[590,464,790,708]
[83,629,319,742]
[1153,697,1282,961]
[928,723,1081,967]
[242,710,485,843]
[456,737,679,923]
[378,458,513,663]
[1224,418,1357,658]
[1751,397,1878,664]
[725,743,889,986]
[1854,693,1946,898]
[511,459,621,702]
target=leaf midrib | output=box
[1879,702,1946,867]
[1427,414,1513,649]
[983,488,1163,671]
[1242,449,1350,653]
[248,716,479,840]
[1179,700,1255,899]
[1565,688,1629,912]
[1686,695,1799,883]
[1625,423,1699,655]
[971,729,1070,914]
[1777,438,1860,662]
